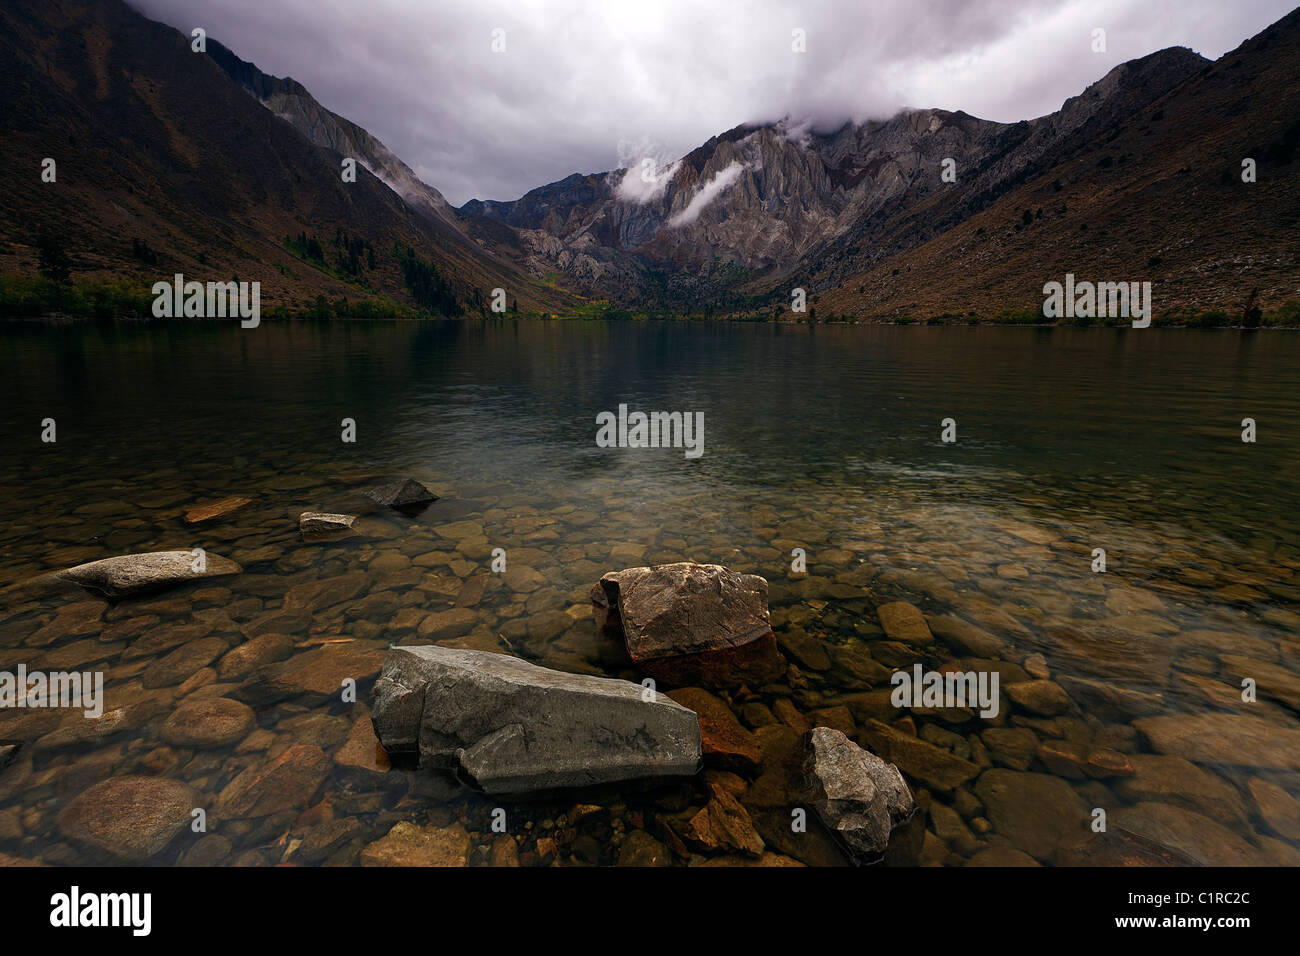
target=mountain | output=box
[454,46,1209,301]
[2,0,1295,323]
[812,12,1300,321]
[204,39,464,237]
[458,12,1300,320]
[0,0,577,316]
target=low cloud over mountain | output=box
[133,0,1296,205]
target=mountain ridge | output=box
[453,43,1220,308]
[2,0,1295,322]
[0,0,578,317]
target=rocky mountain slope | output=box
[458,12,1299,319]
[0,0,576,316]
[204,39,465,238]
[2,0,1294,322]
[810,8,1300,321]
[456,46,1207,300]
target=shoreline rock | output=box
[1134,713,1300,770]
[804,726,917,864]
[57,775,202,862]
[184,496,252,524]
[298,512,358,535]
[592,563,785,687]
[370,644,702,794]
[360,478,437,511]
[23,550,241,600]
[160,697,256,749]
[666,687,762,774]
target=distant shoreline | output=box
[2,314,1297,331]
[4,272,1295,329]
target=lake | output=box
[1,319,1298,866]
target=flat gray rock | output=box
[29,550,241,599]
[298,512,358,534]
[370,645,701,794]
[804,726,916,864]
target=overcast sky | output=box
[134,0,1295,205]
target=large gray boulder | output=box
[16,550,241,600]
[591,563,785,687]
[370,645,702,794]
[804,726,917,864]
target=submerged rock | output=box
[666,687,762,774]
[1005,679,1074,716]
[217,633,296,680]
[142,636,228,688]
[22,600,105,647]
[683,783,765,857]
[0,741,21,770]
[1247,778,1300,841]
[966,847,1041,867]
[1218,654,1300,711]
[335,713,391,776]
[296,819,363,864]
[1112,802,1268,866]
[57,775,202,862]
[184,496,252,524]
[591,563,785,687]
[1134,713,1300,770]
[27,551,241,600]
[929,614,1012,658]
[1115,754,1250,830]
[235,641,387,706]
[160,697,256,749]
[1055,673,1165,721]
[860,718,980,790]
[982,726,1039,771]
[876,602,934,645]
[370,645,701,794]
[804,726,917,864]
[283,572,369,612]
[618,829,671,866]
[361,821,470,867]
[298,512,358,535]
[1047,622,1176,683]
[360,478,438,510]
[216,744,331,819]
[416,607,479,641]
[975,769,1088,862]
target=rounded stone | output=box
[57,775,203,861]
[161,697,256,748]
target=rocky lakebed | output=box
[1,468,1299,868]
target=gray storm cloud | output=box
[135,0,1295,205]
